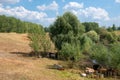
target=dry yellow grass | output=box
[114,30,120,35]
[0,33,31,52]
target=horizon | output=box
[0,0,120,27]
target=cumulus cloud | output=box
[81,7,110,21]
[64,2,109,21]
[0,6,47,19]
[115,0,120,3]
[0,5,55,26]
[37,1,58,11]
[101,16,120,26]
[0,0,20,4]
[63,2,84,10]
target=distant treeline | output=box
[0,15,43,33]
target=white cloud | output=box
[82,7,110,21]
[63,2,84,10]
[0,0,20,4]
[37,1,58,11]
[0,4,3,7]
[40,17,56,24]
[0,6,47,19]
[0,5,55,26]
[101,16,120,26]
[63,2,110,21]
[115,0,120,3]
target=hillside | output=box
[0,33,83,80]
[0,33,31,53]
[0,33,117,80]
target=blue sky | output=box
[0,0,120,27]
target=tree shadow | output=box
[10,51,33,57]
[10,51,58,59]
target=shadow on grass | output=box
[10,51,34,57]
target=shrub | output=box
[59,43,82,61]
[90,44,109,66]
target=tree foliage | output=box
[29,27,52,57]
[80,34,93,54]
[29,25,45,56]
[82,22,99,32]
[90,43,120,69]
[0,15,41,33]
[59,43,82,61]
[90,44,109,66]
[50,12,85,61]
[86,30,99,43]
[108,43,120,69]
[50,12,85,50]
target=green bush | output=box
[59,43,82,61]
[80,35,93,54]
[86,30,99,43]
[90,44,109,66]
[109,43,120,69]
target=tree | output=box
[29,25,53,57]
[86,30,99,43]
[108,43,120,69]
[82,22,99,32]
[90,43,120,70]
[50,12,85,50]
[90,44,109,66]
[80,34,93,54]
[0,15,44,33]
[107,24,117,32]
[59,42,82,61]
[29,26,44,56]
[49,12,85,61]
[112,24,116,31]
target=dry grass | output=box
[114,30,120,35]
[0,33,31,53]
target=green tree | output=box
[50,12,85,50]
[59,43,82,61]
[90,44,109,66]
[112,24,116,31]
[29,25,46,57]
[81,34,93,54]
[108,43,120,69]
[82,22,99,32]
[86,30,99,43]
[49,12,85,61]
[29,25,52,57]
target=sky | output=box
[0,0,120,27]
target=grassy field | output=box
[0,33,118,80]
